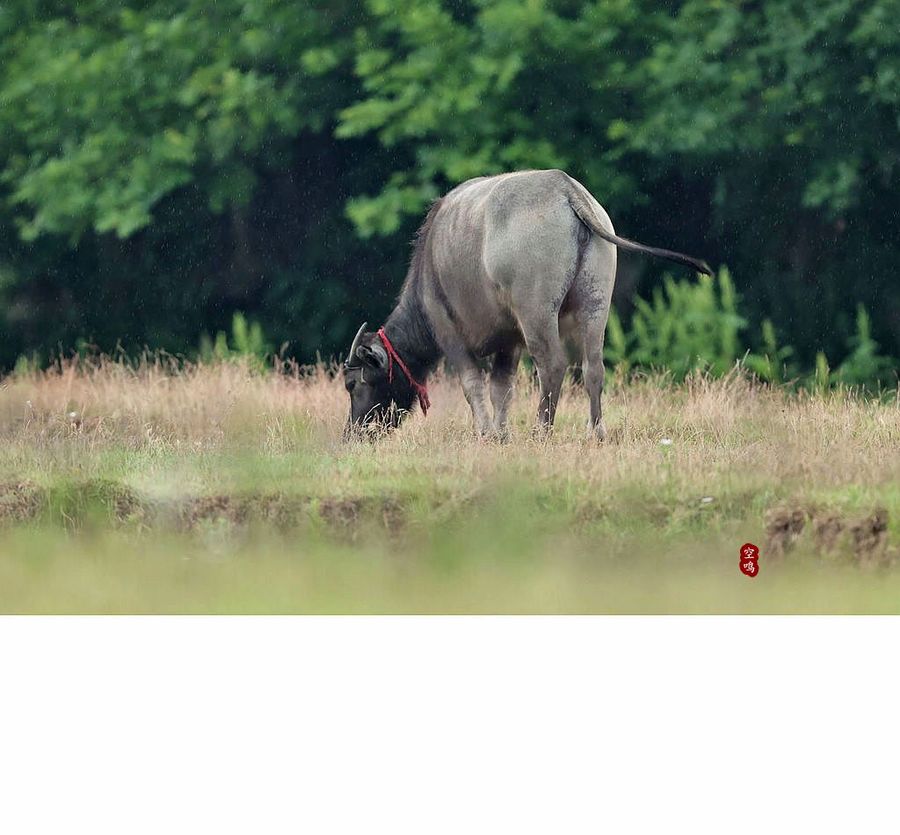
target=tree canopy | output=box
[1,0,898,373]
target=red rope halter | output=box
[377,327,431,416]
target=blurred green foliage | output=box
[607,272,896,391]
[606,268,744,379]
[0,0,898,384]
[834,306,897,389]
[199,311,272,371]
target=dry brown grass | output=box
[2,357,897,496]
[1,358,899,612]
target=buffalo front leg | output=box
[520,316,567,434]
[452,354,493,437]
[490,347,522,440]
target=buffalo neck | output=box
[382,289,442,380]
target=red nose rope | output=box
[377,327,431,416]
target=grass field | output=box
[1,358,898,613]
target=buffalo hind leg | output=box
[520,315,567,434]
[578,313,607,441]
[490,347,522,440]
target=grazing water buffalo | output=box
[343,169,711,439]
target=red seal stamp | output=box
[739,542,760,578]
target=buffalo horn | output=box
[347,321,367,364]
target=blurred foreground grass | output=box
[5,521,900,614]
[1,359,898,613]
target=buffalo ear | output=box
[356,343,388,370]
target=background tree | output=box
[1,0,897,374]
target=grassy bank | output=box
[1,359,898,613]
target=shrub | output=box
[199,312,272,371]
[605,270,895,393]
[834,305,897,390]
[605,267,744,380]
[743,319,794,385]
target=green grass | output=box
[3,522,900,614]
[1,360,898,612]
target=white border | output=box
[1,617,896,834]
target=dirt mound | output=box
[110,486,145,522]
[179,494,312,529]
[379,497,406,534]
[765,508,807,556]
[767,505,891,565]
[811,512,844,552]
[319,497,362,533]
[0,477,411,535]
[318,496,406,538]
[0,481,43,522]
[182,495,249,527]
[170,493,405,534]
[850,510,889,566]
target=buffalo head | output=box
[342,322,405,436]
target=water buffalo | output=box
[343,169,710,439]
